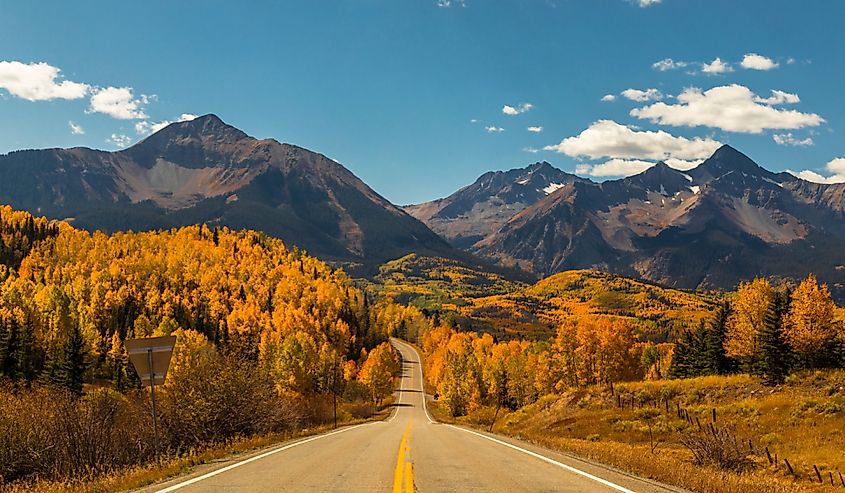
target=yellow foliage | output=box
[784,274,839,363]
[0,206,379,398]
[724,278,773,360]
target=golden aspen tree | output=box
[784,274,839,367]
[551,320,580,389]
[724,278,773,366]
[358,342,398,406]
[594,319,639,383]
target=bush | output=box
[680,425,754,471]
[162,353,302,451]
[0,349,305,484]
[0,384,153,482]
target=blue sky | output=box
[1,0,843,204]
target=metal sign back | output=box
[126,335,177,386]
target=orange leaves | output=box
[358,342,399,404]
[550,318,641,388]
[784,274,838,363]
[725,278,773,360]
[0,205,376,394]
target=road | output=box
[145,339,682,493]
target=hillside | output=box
[457,269,722,340]
[0,115,456,271]
[369,259,721,342]
[367,254,527,311]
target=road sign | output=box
[126,335,176,464]
[126,336,176,386]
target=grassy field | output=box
[431,370,845,493]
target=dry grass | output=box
[435,370,845,493]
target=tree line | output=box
[670,275,843,384]
[400,276,843,417]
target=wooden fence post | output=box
[784,458,795,477]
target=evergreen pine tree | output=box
[50,325,88,395]
[687,323,711,376]
[757,290,792,385]
[703,302,732,375]
[108,332,129,392]
[0,316,18,379]
[669,330,693,378]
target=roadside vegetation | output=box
[429,370,845,492]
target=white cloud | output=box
[89,86,149,120]
[633,0,661,6]
[437,0,465,6]
[522,147,540,154]
[578,159,654,177]
[0,61,89,101]
[630,84,824,133]
[773,133,814,147]
[664,158,704,170]
[601,94,617,102]
[701,58,733,75]
[485,126,505,133]
[828,158,845,175]
[621,88,663,102]
[576,157,705,178]
[527,126,543,133]
[135,113,198,135]
[652,58,688,71]
[68,121,85,135]
[741,53,779,71]
[754,89,799,105]
[470,118,479,123]
[502,103,533,116]
[788,158,845,184]
[543,119,721,161]
[106,134,132,149]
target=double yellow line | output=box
[393,421,414,493]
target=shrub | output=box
[0,384,153,482]
[162,352,302,451]
[680,425,753,472]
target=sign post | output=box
[126,335,176,463]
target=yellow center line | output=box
[404,462,414,493]
[393,421,413,493]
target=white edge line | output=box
[446,425,636,493]
[155,422,374,492]
[392,339,435,424]
[387,358,403,423]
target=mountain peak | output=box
[156,114,249,142]
[527,161,554,172]
[124,114,253,168]
[695,145,771,178]
[622,160,691,195]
